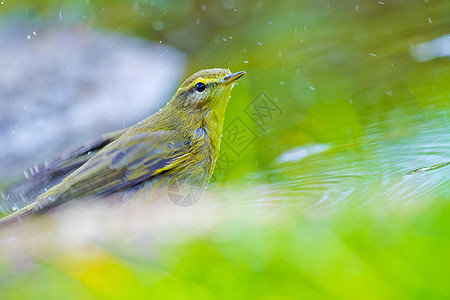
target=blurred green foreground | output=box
[1,0,449,299]
[1,200,450,299]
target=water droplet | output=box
[152,20,164,31]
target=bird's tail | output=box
[0,204,35,226]
[0,192,61,226]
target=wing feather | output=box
[40,130,191,202]
[0,129,126,214]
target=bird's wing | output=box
[38,129,191,202]
[0,129,127,215]
[0,129,191,225]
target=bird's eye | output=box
[195,82,206,92]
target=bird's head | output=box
[170,68,245,114]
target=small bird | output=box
[0,68,245,225]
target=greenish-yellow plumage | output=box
[0,68,245,225]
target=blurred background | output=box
[0,0,449,299]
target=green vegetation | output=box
[1,0,449,298]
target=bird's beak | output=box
[223,71,246,85]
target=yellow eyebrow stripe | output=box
[179,68,229,89]
[180,77,222,92]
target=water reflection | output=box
[209,111,449,212]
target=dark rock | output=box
[0,24,185,179]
